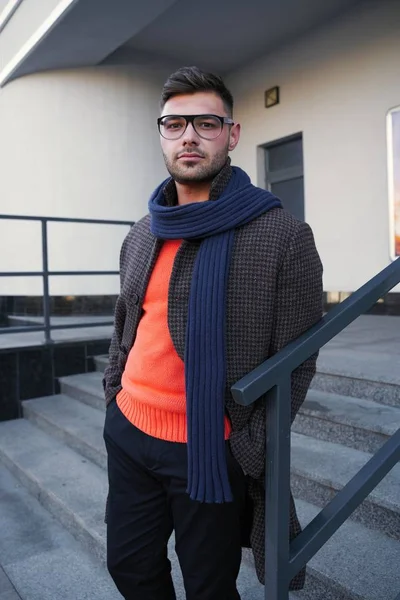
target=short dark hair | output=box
[160,66,234,117]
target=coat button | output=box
[133,293,139,305]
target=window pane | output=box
[271,177,304,221]
[268,138,303,171]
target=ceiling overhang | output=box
[2,0,365,85]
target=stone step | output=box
[0,418,108,566]
[291,432,400,540]
[293,389,400,454]
[0,417,398,600]
[23,394,107,470]
[313,349,400,408]
[0,464,122,600]
[95,350,400,410]
[0,418,286,600]
[61,367,400,457]
[0,418,188,596]
[59,372,104,410]
[94,355,108,373]
[24,391,399,488]
[23,394,400,541]
[57,372,400,538]
[244,494,400,600]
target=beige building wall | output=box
[227,0,400,292]
[0,65,169,296]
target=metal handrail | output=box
[231,257,400,600]
[0,214,134,343]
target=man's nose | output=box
[182,121,199,145]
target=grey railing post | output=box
[41,219,52,344]
[265,377,292,600]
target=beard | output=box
[163,144,229,185]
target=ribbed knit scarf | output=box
[149,166,282,503]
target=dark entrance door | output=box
[264,135,304,221]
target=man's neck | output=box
[175,180,211,206]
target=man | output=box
[103,66,323,600]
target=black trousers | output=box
[103,399,246,600]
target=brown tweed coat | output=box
[103,172,323,591]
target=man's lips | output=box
[178,153,204,159]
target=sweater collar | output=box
[163,158,232,207]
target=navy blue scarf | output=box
[149,166,282,503]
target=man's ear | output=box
[228,122,241,151]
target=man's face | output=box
[160,92,240,184]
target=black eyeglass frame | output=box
[157,114,235,140]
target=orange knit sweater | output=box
[117,239,232,443]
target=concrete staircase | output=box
[0,354,399,600]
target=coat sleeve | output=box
[269,220,323,422]
[230,220,323,479]
[102,233,130,406]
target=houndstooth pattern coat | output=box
[103,173,323,591]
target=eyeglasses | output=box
[157,114,234,140]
